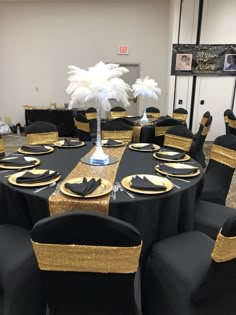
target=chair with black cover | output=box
[172,107,188,122]
[193,111,211,140]
[224,109,232,134]
[142,214,236,315]
[163,125,193,153]
[31,211,142,315]
[0,224,46,315]
[74,113,92,141]
[0,136,5,158]
[153,117,183,146]
[228,110,236,135]
[109,106,127,119]
[85,107,97,135]
[199,134,236,205]
[146,107,160,119]
[102,119,133,142]
[190,115,212,167]
[25,121,58,145]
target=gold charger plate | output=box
[155,163,200,178]
[53,140,85,148]
[121,174,173,195]
[153,151,190,162]
[102,140,124,147]
[8,169,61,187]
[0,156,40,170]
[129,143,160,152]
[60,177,113,198]
[18,145,54,155]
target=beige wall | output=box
[0,0,171,125]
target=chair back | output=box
[0,137,5,158]
[172,107,188,121]
[154,117,183,146]
[164,125,193,152]
[192,214,236,303]
[31,211,142,315]
[85,107,97,134]
[228,110,236,135]
[200,134,236,205]
[25,121,58,145]
[224,109,232,134]
[74,113,91,141]
[194,111,211,140]
[146,107,160,119]
[102,120,133,142]
[109,106,127,119]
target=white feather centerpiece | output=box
[66,61,131,165]
[132,76,161,122]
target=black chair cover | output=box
[193,111,211,140]
[153,117,183,146]
[74,113,92,141]
[228,110,236,135]
[25,121,58,134]
[142,215,236,315]
[31,211,142,315]
[224,109,232,134]
[163,125,193,152]
[200,134,236,205]
[85,107,97,134]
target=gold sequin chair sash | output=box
[172,113,187,121]
[164,134,193,152]
[102,130,133,142]
[212,229,236,263]
[26,131,58,145]
[85,112,97,120]
[147,112,160,119]
[0,139,4,156]
[228,118,236,129]
[155,126,170,136]
[32,241,142,273]
[74,119,90,133]
[109,111,127,119]
[201,116,208,126]
[210,144,236,168]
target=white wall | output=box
[0,0,171,125]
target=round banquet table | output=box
[0,142,203,268]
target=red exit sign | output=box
[118,45,129,55]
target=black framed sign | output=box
[171,44,236,76]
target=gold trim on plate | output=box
[60,177,113,198]
[101,140,124,147]
[0,157,40,170]
[128,143,160,152]
[153,151,190,162]
[53,140,85,148]
[155,163,200,178]
[121,174,173,195]
[18,146,54,155]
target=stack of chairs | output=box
[31,211,142,315]
[25,121,58,145]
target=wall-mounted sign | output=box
[171,44,236,76]
[118,45,129,55]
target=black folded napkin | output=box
[0,157,36,167]
[134,144,154,150]
[21,145,49,153]
[159,164,198,175]
[130,175,166,191]
[104,139,121,146]
[16,170,60,184]
[63,139,81,147]
[65,178,102,196]
[156,151,185,160]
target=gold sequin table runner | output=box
[49,146,126,216]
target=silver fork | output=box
[156,171,181,189]
[112,184,118,200]
[33,182,57,193]
[116,181,135,198]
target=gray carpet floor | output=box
[2,134,236,208]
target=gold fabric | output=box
[26,131,58,145]
[201,116,208,126]
[155,126,169,136]
[201,125,211,136]
[85,112,97,120]
[210,144,236,168]
[0,139,4,154]
[32,240,142,273]
[147,112,160,119]
[49,146,126,216]
[132,126,141,143]
[102,130,133,142]
[74,119,90,132]
[212,230,236,263]
[164,134,193,152]
[172,113,187,121]
[109,111,127,119]
[228,118,236,129]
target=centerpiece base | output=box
[81,155,118,166]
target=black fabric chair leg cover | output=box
[0,225,46,315]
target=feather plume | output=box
[66,61,131,110]
[132,76,161,100]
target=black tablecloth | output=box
[0,142,203,268]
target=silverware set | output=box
[111,182,135,200]
[33,182,57,193]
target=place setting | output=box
[0,156,40,170]
[128,143,160,152]
[153,148,190,162]
[155,162,200,178]
[121,174,173,195]
[18,145,54,155]
[8,169,61,188]
[101,139,125,147]
[53,139,85,148]
[60,177,113,198]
